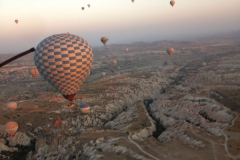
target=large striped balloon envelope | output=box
[34,34,94,102]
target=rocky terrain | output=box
[0,38,240,160]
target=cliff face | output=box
[46,72,169,134]
[15,72,169,159]
[27,136,148,160]
[150,94,233,146]
[147,52,239,147]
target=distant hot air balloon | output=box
[202,62,207,66]
[113,60,117,66]
[132,0,135,2]
[106,46,109,49]
[54,117,62,127]
[88,4,90,7]
[170,0,175,7]
[67,32,70,34]
[101,37,109,45]
[167,48,174,57]
[82,7,85,10]
[7,102,17,113]
[102,72,106,78]
[111,68,115,73]
[5,122,18,136]
[126,48,129,52]
[29,67,39,79]
[109,86,114,90]
[98,49,101,52]
[34,33,93,108]
[15,20,18,24]
[80,103,90,114]
[68,103,74,109]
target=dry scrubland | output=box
[0,39,239,160]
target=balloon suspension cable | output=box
[0,48,35,68]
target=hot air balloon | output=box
[102,72,106,78]
[5,122,18,136]
[29,67,39,79]
[113,60,117,66]
[80,103,90,114]
[101,37,108,45]
[167,48,174,57]
[126,48,129,52]
[132,0,135,2]
[111,68,115,73]
[109,86,114,90]
[82,7,85,10]
[67,32,70,34]
[54,117,62,127]
[202,62,207,66]
[15,20,18,24]
[88,4,90,7]
[34,33,93,108]
[170,0,175,7]
[7,102,17,113]
[106,46,109,49]
[68,103,74,109]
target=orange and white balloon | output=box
[7,102,17,113]
[113,60,117,66]
[102,72,106,78]
[5,122,18,136]
[29,67,39,79]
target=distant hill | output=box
[93,30,240,55]
[92,40,219,54]
[195,30,240,41]
[2,31,239,63]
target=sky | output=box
[0,0,240,54]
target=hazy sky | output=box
[0,0,240,54]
